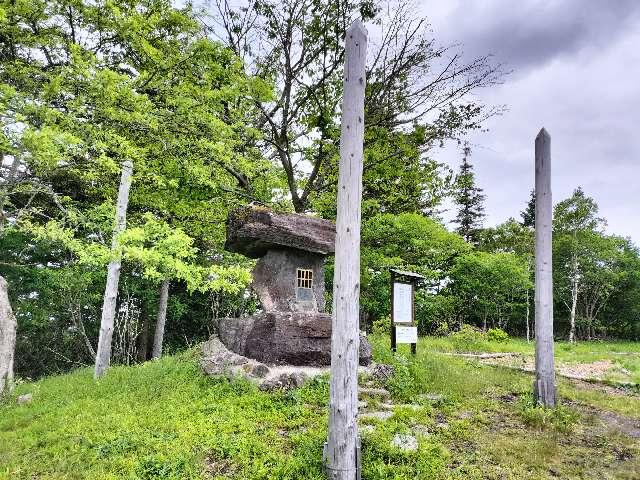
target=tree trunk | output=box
[136,301,150,362]
[0,154,20,233]
[325,20,367,480]
[525,288,530,342]
[569,267,578,343]
[151,279,170,360]
[533,128,556,407]
[0,276,16,396]
[94,160,133,379]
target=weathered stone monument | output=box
[216,205,372,366]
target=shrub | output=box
[487,327,509,343]
[518,395,580,433]
[448,324,486,352]
[372,315,391,336]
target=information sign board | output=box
[393,282,412,323]
[396,326,418,344]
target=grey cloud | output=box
[424,1,640,243]
[435,1,640,73]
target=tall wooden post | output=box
[95,160,133,379]
[390,270,396,352]
[325,19,367,480]
[534,128,556,406]
[0,275,16,396]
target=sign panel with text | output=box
[392,282,412,323]
[395,325,418,344]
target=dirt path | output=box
[448,352,638,390]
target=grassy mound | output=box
[1,337,639,479]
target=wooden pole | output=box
[0,275,16,396]
[390,271,396,353]
[411,282,416,355]
[151,279,170,359]
[94,160,133,379]
[325,19,367,480]
[533,128,556,406]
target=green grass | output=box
[1,337,639,479]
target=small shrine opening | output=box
[296,268,314,301]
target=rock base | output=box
[201,336,316,391]
[218,311,372,366]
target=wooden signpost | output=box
[390,269,423,355]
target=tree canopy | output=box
[0,0,638,380]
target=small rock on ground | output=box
[17,393,32,405]
[360,424,375,434]
[259,372,308,391]
[391,434,418,452]
[360,411,393,421]
[417,393,445,404]
[370,363,395,382]
[359,387,391,399]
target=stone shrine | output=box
[216,205,371,366]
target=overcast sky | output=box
[418,1,640,243]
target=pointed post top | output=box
[346,19,367,40]
[536,127,550,141]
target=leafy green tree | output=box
[355,212,470,332]
[0,0,270,375]
[453,143,486,243]
[478,218,534,339]
[450,251,531,333]
[553,187,604,342]
[601,242,640,340]
[213,0,503,216]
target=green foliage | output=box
[357,212,470,331]
[552,188,636,340]
[448,325,487,352]
[450,251,531,332]
[2,338,640,479]
[453,144,485,243]
[0,0,270,376]
[371,316,391,336]
[518,395,580,433]
[487,328,509,343]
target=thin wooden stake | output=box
[94,160,133,379]
[534,128,556,406]
[325,19,367,480]
[151,279,170,360]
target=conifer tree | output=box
[521,190,536,227]
[454,144,486,243]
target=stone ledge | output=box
[225,206,336,258]
[218,312,372,366]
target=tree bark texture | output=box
[136,301,150,362]
[326,20,367,480]
[151,279,170,360]
[0,275,16,396]
[94,160,133,379]
[534,128,556,407]
[568,254,579,343]
[525,288,530,342]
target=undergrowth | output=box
[1,338,639,479]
